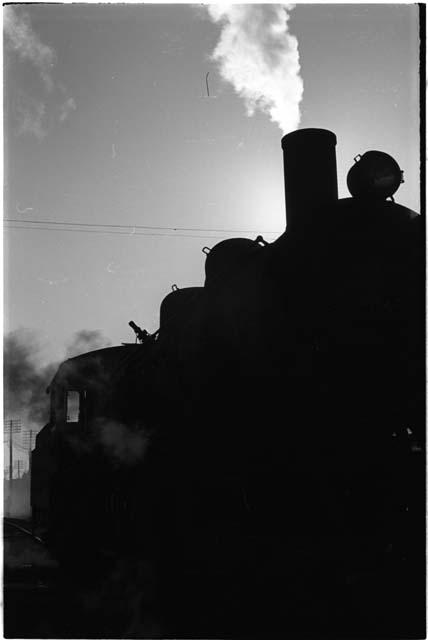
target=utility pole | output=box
[22,429,35,475]
[29,430,34,476]
[9,419,13,482]
[5,418,20,516]
[4,419,21,481]
[27,429,35,534]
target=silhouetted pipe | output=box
[129,321,149,343]
[281,128,338,229]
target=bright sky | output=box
[4,4,421,366]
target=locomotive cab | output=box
[32,343,156,558]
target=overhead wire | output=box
[4,224,232,240]
[4,217,281,236]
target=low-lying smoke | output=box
[94,419,149,467]
[4,532,58,569]
[4,474,32,519]
[207,4,303,134]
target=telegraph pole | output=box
[9,419,13,482]
[4,419,22,481]
[27,429,35,534]
[29,430,34,476]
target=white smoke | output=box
[59,97,77,123]
[206,4,303,134]
[4,6,56,92]
[94,419,150,466]
[4,6,77,138]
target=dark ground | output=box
[3,515,426,639]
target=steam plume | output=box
[4,328,112,428]
[94,419,149,467]
[206,4,303,134]
[4,6,77,138]
[4,330,58,426]
[4,6,56,93]
[65,329,112,358]
[15,96,47,141]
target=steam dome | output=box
[347,150,404,201]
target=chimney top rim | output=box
[281,128,337,148]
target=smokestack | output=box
[281,128,338,229]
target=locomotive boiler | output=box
[31,128,424,638]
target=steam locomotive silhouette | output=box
[31,129,424,637]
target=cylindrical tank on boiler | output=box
[159,287,204,334]
[204,237,266,288]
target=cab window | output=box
[66,391,80,423]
